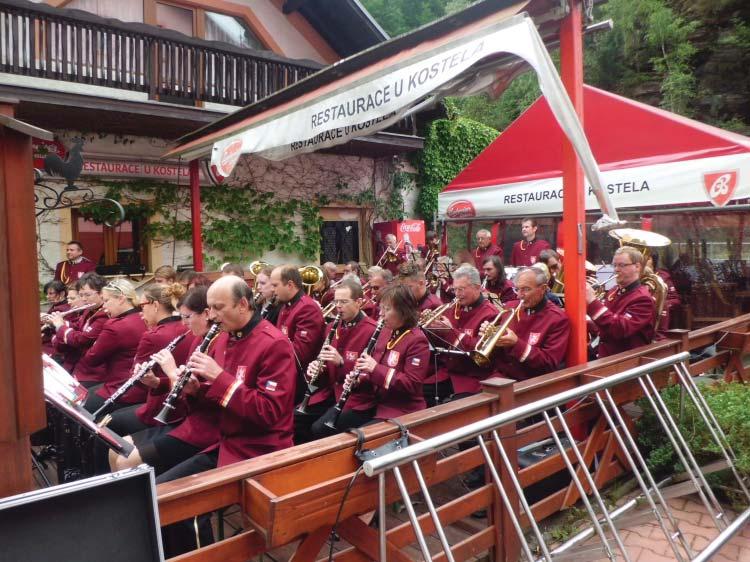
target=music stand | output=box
[42,354,133,458]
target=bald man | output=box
[155,275,297,556]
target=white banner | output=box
[439,153,750,218]
[207,13,617,222]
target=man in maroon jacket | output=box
[428,265,499,400]
[307,279,379,440]
[484,267,570,380]
[379,233,407,276]
[362,266,392,321]
[511,218,551,266]
[587,246,655,358]
[156,275,297,556]
[54,240,96,285]
[271,265,325,403]
[473,229,503,271]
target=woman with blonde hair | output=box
[103,283,194,434]
[79,279,147,413]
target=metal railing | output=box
[364,352,750,561]
[0,1,320,106]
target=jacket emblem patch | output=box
[528,332,541,346]
[236,365,247,382]
[265,380,278,391]
[387,350,400,367]
[346,351,358,362]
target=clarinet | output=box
[324,319,384,430]
[93,331,189,421]
[296,314,341,414]
[154,323,221,425]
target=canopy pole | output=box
[560,0,587,367]
[189,159,204,272]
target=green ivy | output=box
[415,104,498,227]
[78,179,326,265]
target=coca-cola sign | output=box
[399,222,423,233]
[446,199,476,219]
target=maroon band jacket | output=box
[54,307,108,375]
[485,278,516,304]
[204,317,297,467]
[54,257,96,285]
[436,295,499,394]
[510,238,551,267]
[473,244,503,271]
[362,299,381,321]
[98,316,192,407]
[357,326,430,419]
[491,298,570,381]
[380,248,406,276]
[276,290,325,370]
[656,269,681,335]
[317,313,378,409]
[74,309,146,394]
[587,281,655,358]
[155,334,223,448]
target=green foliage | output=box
[416,107,498,226]
[78,179,326,265]
[636,381,750,507]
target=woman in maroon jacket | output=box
[104,283,193,435]
[50,272,109,376]
[80,279,147,413]
[348,284,430,422]
[110,287,222,475]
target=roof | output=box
[166,0,570,156]
[284,0,389,57]
[444,85,750,191]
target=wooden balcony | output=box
[0,0,322,108]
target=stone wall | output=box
[35,130,407,282]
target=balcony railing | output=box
[0,1,322,106]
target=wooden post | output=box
[560,0,587,367]
[481,377,518,562]
[0,99,47,498]
[189,159,204,272]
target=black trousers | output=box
[423,379,454,408]
[293,398,334,444]
[106,403,151,437]
[156,451,219,558]
[311,407,375,439]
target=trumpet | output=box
[588,272,617,299]
[470,301,522,367]
[418,298,458,329]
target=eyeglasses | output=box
[180,312,197,321]
[612,262,636,269]
[136,300,154,309]
[333,299,354,306]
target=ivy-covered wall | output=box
[36,130,412,279]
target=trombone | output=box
[470,301,522,367]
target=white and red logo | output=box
[214,138,243,179]
[703,171,738,207]
[446,199,476,219]
[399,222,423,233]
[236,365,247,382]
[528,332,541,346]
[345,351,358,362]
[387,350,400,367]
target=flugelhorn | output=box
[297,314,341,414]
[589,272,617,300]
[470,301,522,367]
[418,298,457,329]
[154,323,221,424]
[94,331,188,421]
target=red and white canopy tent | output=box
[164,0,603,363]
[439,85,750,220]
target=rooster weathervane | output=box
[34,136,124,226]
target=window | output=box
[72,210,147,275]
[204,11,264,50]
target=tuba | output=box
[299,265,324,296]
[470,301,521,367]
